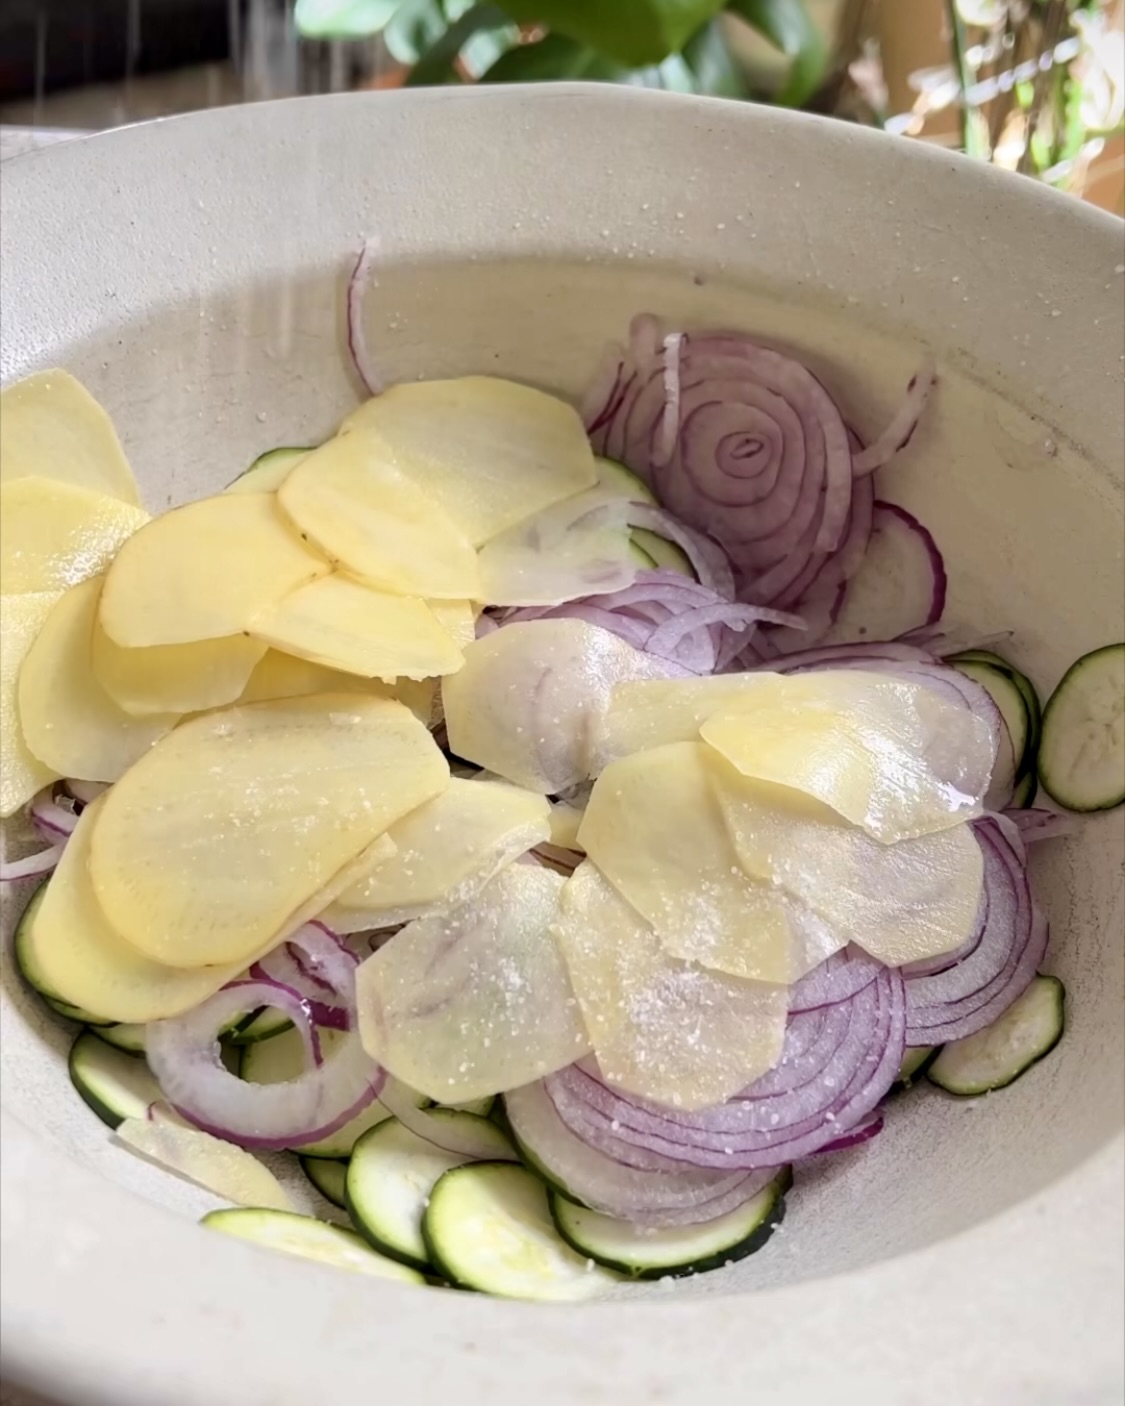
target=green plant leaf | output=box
[494,0,730,66]
[384,0,449,63]
[724,0,827,106]
[294,0,399,39]
[405,1,512,84]
[682,17,749,98]
[481,32,635,81]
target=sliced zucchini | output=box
[43,995,114,1026]
[1011,769,1038,807]
[347,1112,515,1272]
[224,1006,293,1045]
[1038,644,1125,812]
[594,457,655,503]
[14,890,115,1027]
[550,1170,790,1280]
[445,1094,497,1118]
[68,1029,161,1129]
[201,1207,424,1283]
[952,658,1030,774]
[628,539,657,569]
[92,1022,147,1054]
[630,527,694,578]
[950,649,1043,779]
[300,1155,349,1210]
[226,446,312,494]
[927,975,1065,1096]
[422,1161,616,1301]
[895,1046,938,1088]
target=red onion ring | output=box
[852,365,937,476]
[1004,807,1076,843]
[346,237,382,398]
[30,790,79,841]
[250,922,360,1032]
[903,816,1047,1044]
[377,1082,519,1161]
[0,844,65,884]
[146,978,384,1150]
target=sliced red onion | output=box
[346,237,382,398]
[543,958,906,1172]
[504,1081,775,1228]
[811,1108,885,1155]
[0,843,65,884]
[755,638,939,672]
[63,779,108,805]
[378,1081,519,1162]
[903,815,1047,1044]
[788,945,885,1013]
[250,921,358,1032]
[1004,807,1077,843]
[656,332,684,469]
[645,601,802,670]
[30,790,79,841]
[852,364,937,476]
[145,978,384,1150]
[824,501,946,645]
[622,503,736,599]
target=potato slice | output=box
[0,370,140,504]
[442,619,676,794]
[17,800,245,1022]
[92,629,267,717]
[340,377,597,547]
[18,578,178,782]
[552,862,787,1111]
[89,694,448,968]
[578,741,807,984]
[325,776,550,931]
[224,447,311,495]
[116,1118,293,1211]
[700,670,995,842]
[251,574,463,682]
[237,651,435,727]
[277,435,480,601]
[592,673,785,771]
[427,599,477,651]
[711,763,984,967]
[355,864,589,1103]
[0,591,63,815]
[0,476,148,594]
[99,493,329,647]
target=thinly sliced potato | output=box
[89,694,449,968]
[340,377,596,546]
[19,800,245,1022]
[0,476,148,594]
[700,670,995,843]
[0,591,63,815]
[441,619,675,794]
[116,1117,293,1210]
[277,435,480,600]
[99,493,329,647]
[427,599,477,651]
[252,574,463,682]
[236,650,435,727]
[18,578,178,782]
[0,370,140,504]
[225,447,311,495]
[92,629,267,717]
[356,864,589,1103]
[552,862,787,1112]
[577,742,808,984]
[711,761,984,968]
[326,776,550,930]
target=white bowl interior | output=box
[1,87,1122,1370]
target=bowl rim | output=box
[1,84,1122,1406]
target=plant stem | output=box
[945,0,986,158]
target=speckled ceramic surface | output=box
[1,86,1122,1406]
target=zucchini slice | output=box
[927,975,1065,1096]
[1038,644,1125,812]
[300,1156,349,1210]
[202,1207,424,1283]
[68,1030,160,1130]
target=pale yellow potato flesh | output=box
[442,619,675,794]
[0,476,148,594]
[326,776,550,931]
[92,628,267,717]
[277,435,480,600]
[427,599,477,651]
[99,493,329,647]
[548,797,586,851]
[18,578,179,782]
[19,801,245,1022]
[592,672,786,772]
[224,448,310,495]
[88,694,449,968]
[356,864,589,1103]
[578,741,804,984]
[251,574,463,682]
[0,370,141,504]
[700,670,995,843]
[0,591,63,815]
[552,862,788,1111]
[236,650,434,726]
[711,763,985,967]
[340,377,597,546]
[116,1118,293,1211]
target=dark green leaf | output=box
[384,0,450,63]
[405,1,512,84]
[682,17,749,98]
[494,0,729,66]
[481,32,634,81]
[293,0,398,39]
[724,0,827,106]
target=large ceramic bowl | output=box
[1,86,1122,1406]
